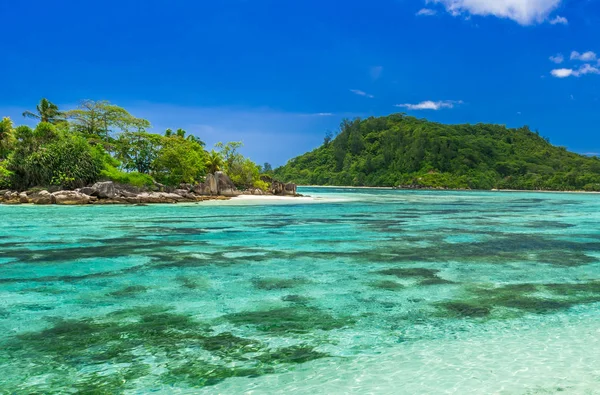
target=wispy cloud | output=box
[549,53,564,64]
[549,15,568,25]
[551,64,600,78]
[426,0,563,25]
[395,100,463,110]
[370,66,383,80]
[350,89,375,98]
[571,51,597,62]
[416,8,437,16]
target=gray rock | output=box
[52,190,91,205]
[205,174,218,195]
[136,192,181,204]
[270,180,297,196]
[18,192,29,204]
[2,191,21,204]
[80,187,94,195]
[192,182,210,196]
[215,171,240,196]
[118,190,138,198]
[30,190,53,205]
[173,189,189,196]
[91,181,116,199]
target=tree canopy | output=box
[1,98,269,191]
[274,114,600,191]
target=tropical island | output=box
[274,114,600,191]
[3,100,600,204]
[0,99,297,204]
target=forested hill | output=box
[274,114,600,191]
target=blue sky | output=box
[1,0,599,165]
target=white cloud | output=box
[576,63,600,76]
[551,68,574,78]
[550,64,600,78]
[549,53,564,64]
[549,15,568,25]
[427,0,562,25]
[416,8,437,16]
[570,51,597,62]
[350,89,374,98]
[395,100,463,110]
[370,66,383,80]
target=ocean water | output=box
[1,187,600,394]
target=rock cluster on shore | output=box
[0,172,299,205]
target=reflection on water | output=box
[1,188,600,393]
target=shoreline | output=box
[298,185,600,194]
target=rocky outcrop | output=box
[0,172,303,206]
[269,180,298,196]
[215,171,240,197]
[29,190,53,205]
[206,173,218,195]
[90,181,116,199]
[135,192,184,204]
[192,172,241,197]
[52,190,92,205]
[2,191,21,204]
[18,192,29,204]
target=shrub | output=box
[99,165,155,188]
[0,162,12,189]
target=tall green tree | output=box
[205,150,223,174]
[152,136,206,186]
[65,100,150,141]
[0,117,14,160]
[115,131,163,174]
[22,98,63,124]
[215,141,243,174]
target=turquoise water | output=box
[1,188,600,394]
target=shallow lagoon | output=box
[1,188,600,394]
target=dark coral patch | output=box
[252,277,309,290]
[369,280,404,291]
[224,306,354,334]
[108,285,149,297]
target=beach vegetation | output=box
[275,114,600,191]
[0,99,269,191]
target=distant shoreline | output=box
[298,185,600,194]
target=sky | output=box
[1,0,599,166]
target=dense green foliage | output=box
[7,123,103,190]
[1,98,268,191]
[275,114,600,191]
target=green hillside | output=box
[274,114,600,191]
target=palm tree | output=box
[186,134,206,147]
[22,98,63,124]
[0,117,14,160]
[205,150,224,174]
